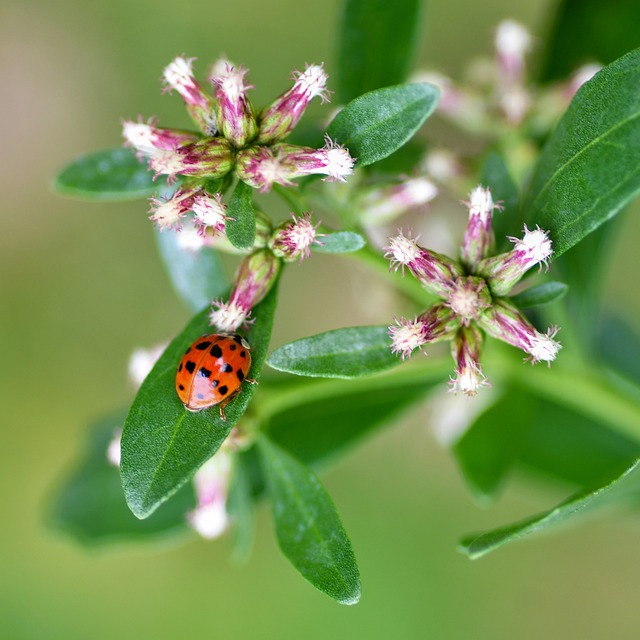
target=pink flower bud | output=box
[477,298,561,365]
[389,304,460,360]
[148,189,198,231]
[122,119,199,159]
[477,225,553,296]
[257,64,331,144]
[449,326,489,396]
[162,56,217,134]
[191,192,230,236]
[358,177,438,226]
[209,249,281,332]
[268,213,323,262]
[460,185,503,271]
[147,138,234,182]
[495,20,532,85]
[210,62,258,148]
[384,229,463,298]
[187,453,232,540]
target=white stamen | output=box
[466,185,502,221]
[209,300,247,333]
[513,225,553,268]
[318,137,354,182]
[388,316,427,360]
[122,121,156,156]
[163,56,197,92]
[192,193,227,231]
[527,326,561,364]
[293,64,330,103]
[495,20,532,61]
[384,230,422,272]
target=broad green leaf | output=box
[257,435,360,605]
[53,148,159,201]
[539,0,640,82]
[508,281,568,309]
[595,313,640,386]
[453,389,533,500]
[121,283,278,519]
[155,228,228,313]
[265,362,446,468]
[480,152,520,250]
[460,459,640,559]
[313,231,366,254]
[48,413,193,545]
[226,181,256,249]
[326,83,440,168]
[523,49,640,257]
[266,326,400,379]
[226,453,256,563]
[336,0,422,104]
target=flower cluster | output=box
[386,185,561,395]
[123,57,354,233]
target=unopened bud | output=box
[122,119,199,158]
[460,185,503,271]
[384,229,463,298]
[269,213,322,262]
[148,138,234,182]
[449,325,489,396]
[389,304,460,360]
[477,298,561,365]
[210,63,258,148]
[257,64,330,144]
[478,225,552,296]
[162,56,217,134]
[148,188,198,231]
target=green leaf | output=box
[453,389,533,500]
[539,0,640,82]
[523,49,640,257]
[480,152,520,250]
[266,326,400,379]
[53,148,159,201]
[460,459,640,559]
[595,313,640,386]
[265,362,447,468]
[226,181,256,250]
[313,231,366,254]
[155,228,229,313]
[48,412,194,545]
[326,83,440,168]
[121,283,279,519]
[226,452,256,563]
[508,281,569,309]
[336,0,422,104]
[257,435,360,605]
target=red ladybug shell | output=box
[176,333,252,412]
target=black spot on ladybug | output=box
[240,350,246,358]
[218,385,228,395]
[185,361,196,374]
[196,393,205,400]
[210,344,223,358]
[222,363,233,373]
[236,369,245,382]
[178,363,183,372]
[229,343,237,351]
[211,379,219,388]
[178,384,185,391]
[196,341,211,350]
[199,367,212,378]
[232,335,243,344]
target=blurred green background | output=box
[2,0,640,637]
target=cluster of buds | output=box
[413,19,600,136]
[210,213,323,332]
[122,57,354,233]
[386,185,561,396]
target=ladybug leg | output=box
[245,378,258,385]
[217,388,242,422]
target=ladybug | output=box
[176,333,254,420]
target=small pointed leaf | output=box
[226,181,256,249]
[508,281,569,309]
[258,435,360,605]
[313,231,366,254]
[267,326,399,378]
[53,148,160,201]
[327,83,440,168]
